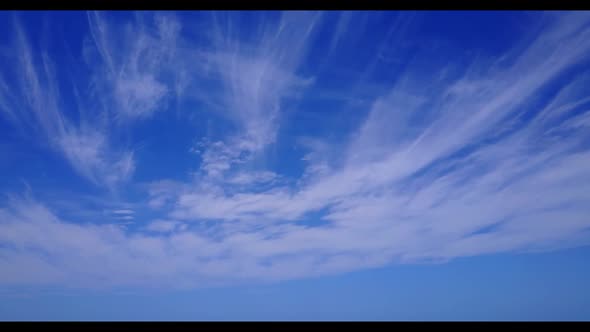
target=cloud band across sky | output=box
[1,11,590,289]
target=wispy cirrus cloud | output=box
[145,219,186,233]
[1,11,590,289]
[0,17,136,189]
[164,10,590,269]
[85,11,184,121]
[112,209,134,215]
[190,11,321,183]
[0,12,189,190]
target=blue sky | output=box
[1,10,590,320]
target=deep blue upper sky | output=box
[1,11,590,320]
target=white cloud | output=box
[225,171,278,186]
[1,12,590,289]
[57,129,136,189]
[146,180,186,210]
[0,18,136,189]
[112,209,134,215]
[0,12,189,190]
[85,11,183,121]
[191,12,320,181]
[145,220,185,233]
[161,11,590,277]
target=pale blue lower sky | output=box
[1,245,589,321]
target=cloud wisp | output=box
[85,11,185,121]
[0,17,137,189]
[191,11,321,183]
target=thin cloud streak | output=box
[0,18,136,190]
